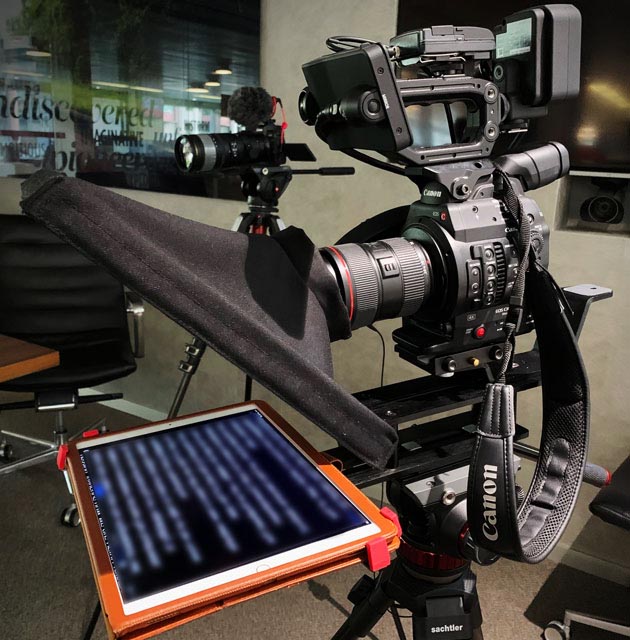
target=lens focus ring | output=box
[381,238,430,318]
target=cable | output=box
[326,35,376,52]
[341,149,406,175]
[367,324,386,387]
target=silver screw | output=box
[262,168,269,175]
[442,489,457,506]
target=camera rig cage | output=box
[299,4,581,167]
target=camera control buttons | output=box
[467,260,482,301]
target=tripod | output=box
[167,169,290,419]
[167,164,354,419]
[332,487,484,640]
[325,283,612,640]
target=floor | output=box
[0,395,628,640]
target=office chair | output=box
[543,455,630,639]
[0,214,144,521]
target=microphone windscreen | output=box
[228,87,274,130]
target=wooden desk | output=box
[0,335,59,383]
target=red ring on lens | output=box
[327,246,355,323]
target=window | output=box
[0,0,260,199]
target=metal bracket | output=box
[563,284,613,340]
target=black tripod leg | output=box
[168,338,206,419]
[81,601,101,640]
[390,606,408,640]
[331,579,395,640]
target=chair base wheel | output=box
[543,621,570,640]
[61,504,81,528]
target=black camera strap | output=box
[467,172,590,563]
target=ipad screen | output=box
[78,408,378,613]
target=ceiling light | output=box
[213,58,232,75]
[94,81,129,89]
[26,49,51,58]
[187,81,209,94]
[4,68,46,78]
[129,85,163,93]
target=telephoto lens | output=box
[174,132,284,173]
[321,238,433,329]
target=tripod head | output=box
[235,164,355,234]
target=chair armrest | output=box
[125,290,145,358]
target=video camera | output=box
[299,5,580,377]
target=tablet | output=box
[74,404,381,615]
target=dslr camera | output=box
[299,4,581,376]
[174,87,314,176]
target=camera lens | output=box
[298,88,319,126]
[174,134,217,173]
[321,238,432,329]
[580,195,624,224]
[174,132,281,174]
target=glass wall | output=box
[0,0,260,199]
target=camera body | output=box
[323,153,553,376]
[307,6,577,377]
[395,168,549,376]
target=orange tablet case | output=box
[65,401,400,639]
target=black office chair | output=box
[543,456,630,639]
[0,215,144,513]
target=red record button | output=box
[473,325,486,339]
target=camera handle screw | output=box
[442,489,457,506]
[452,178,472,200]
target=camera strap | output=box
[467,172,590,563]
